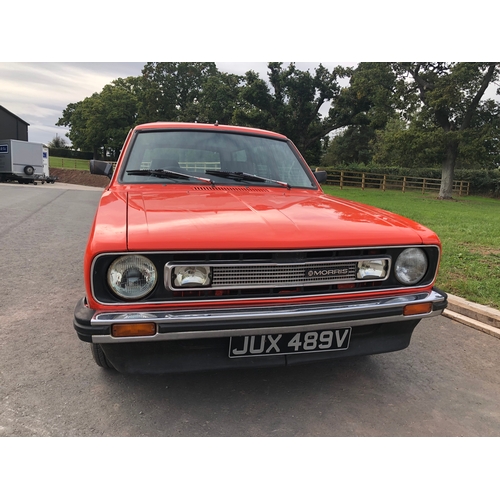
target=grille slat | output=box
[211,262,358,287]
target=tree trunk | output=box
[439,139,459,199]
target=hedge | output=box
[48,148,93,160]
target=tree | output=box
[57,77,140,159]
[56,97,98,155]
[371,116,445,169]
[196,71,242,124]
[234,63,354,164]
[93,79,140,157]
[322,63,403,166]
[138,62,218,123]
[321,126,376,166]
[458,98,500,169]
[394,63,500,199]
[47,133,68,149]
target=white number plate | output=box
[228,329,351,358]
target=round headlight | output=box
[394,248,428,285]
[107,255,157,299]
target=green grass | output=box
[49,157,90,170]
[323,185,500,309]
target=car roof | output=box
[133,122,288,140]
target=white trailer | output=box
[0,139,56,184]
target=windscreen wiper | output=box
[205,170,290,189]
[126,169,214,185]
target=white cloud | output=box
[0,62,146,144]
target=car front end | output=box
[74,122,447,373]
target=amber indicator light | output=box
[403,303,432,316]
[112,323,156,337]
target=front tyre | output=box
[91,344,115,369]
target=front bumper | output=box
[74,289,447,373]
[75,289,447,342]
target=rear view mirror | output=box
[90,160,113,179]
[313,170,328,184]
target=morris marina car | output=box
[73,122,447,373]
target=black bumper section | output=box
[97,320,420,374]
[74,298,111,340]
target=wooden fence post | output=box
[326,169,468,196]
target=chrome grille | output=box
[166,261,361,290]
[212,262,357,287]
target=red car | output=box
[73,122,447,373]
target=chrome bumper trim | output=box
[90,290,446,344]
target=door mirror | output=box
[313,170,328,184]
[90,160,113,179]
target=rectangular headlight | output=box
[357,260,387,280]
[173,266,212,288]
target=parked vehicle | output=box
[0,139,56,184]
[73,122,447,373]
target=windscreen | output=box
[120,130,317,188]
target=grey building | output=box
[0,104,29,141]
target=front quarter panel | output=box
[84,189,128,306]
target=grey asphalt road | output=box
[1,182,499,437]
